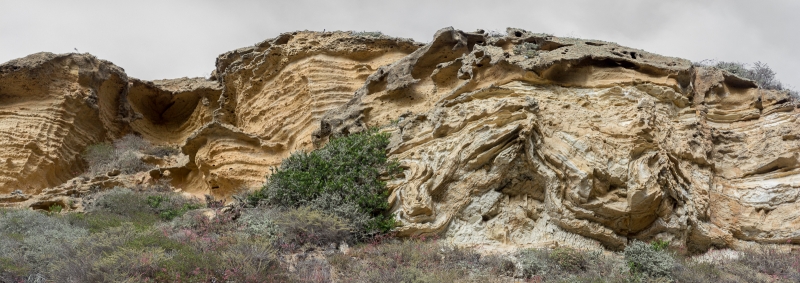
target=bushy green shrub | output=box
[250,128,401,239]
[624,240,676,279]
[651,239,670,252]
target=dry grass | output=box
[82,134,179,177]
[3,202,800,283]
[326,237,518,283]
[4,134,798,282]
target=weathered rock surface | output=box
[1,28,798,251]
[0,53,133,195]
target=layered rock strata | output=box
[1,28,798,251]
[315,28,800,251]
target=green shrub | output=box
[514,42,540,58]
[651,239,670,252]
[251,128,401,239]
[624,240,676,279]
[48,203,63,214]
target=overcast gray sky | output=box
[1,0,797,89]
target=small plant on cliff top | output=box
[695,60,798,100]
[514,42,540,58]
[250,128,401,240]
[351,30,386,38]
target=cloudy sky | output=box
[2,0,797,89]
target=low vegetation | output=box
[4,132,800,282]
[327,236,516,282]
[3,203,800,282]
[82,134,179,176]
[350,31,387,38]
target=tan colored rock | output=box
[128,77,222,145]
[316,28,800,251]
[175,31,420,198]
[0,52,133,195]
[1,28,799,252]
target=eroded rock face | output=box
[0,53,132,195]
[175,31,420,197]
[315,28,800,251]
[1,28,798,251]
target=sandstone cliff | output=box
[1,28,798,251]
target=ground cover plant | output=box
[3,203,800,282]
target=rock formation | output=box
[1,28,798,251]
